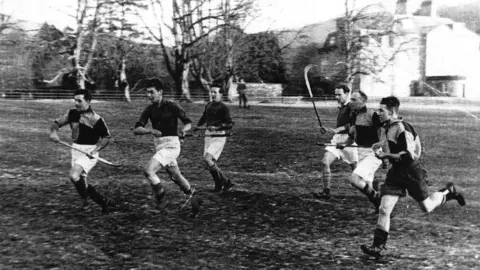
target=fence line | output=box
[0,88,335,103]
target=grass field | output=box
[0,99,479,269]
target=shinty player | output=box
[49,89,115,213]
[314,84,358,199]
[342,90,384,212]
[361,96,466,258]
[195,85,235,193]
[132,78,202,216]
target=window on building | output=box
[328,36,336,46]
[389,35,395,48]
[373,34,382,45]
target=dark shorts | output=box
[381,160,429,202]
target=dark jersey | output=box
[237,83,247,93]
[384,119,422,166]
[135,99,192,136]
[336,102,353,134]
[55,107,110,145]
[197,101,234,130]
[350,106,381,147]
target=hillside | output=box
[438,0,480,34]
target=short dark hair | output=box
[334,84,350,94]
[353,90,368,101]
[380,96,400,113]
[143,78,164,91]
[74,89,92,101]
[210,83,224,94]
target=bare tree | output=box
[105,0,146,102]
[55,0,112,90]
[334,0,416,87]
[188,0,258,101]
[0,0,20,34]
[142,0,255,101]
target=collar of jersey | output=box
[338,101,350,108]
[354,105,367,114]
[384,117,403,128]
[79,106,93,114]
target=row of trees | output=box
[1,0,431,100]
[1,0,291,101]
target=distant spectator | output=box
[236,78,249,108]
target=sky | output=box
[1,0,477,33]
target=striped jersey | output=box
[350,106,381,147]
[384,119,422,165]
[55,107,110,145]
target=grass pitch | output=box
[0,99,479,269]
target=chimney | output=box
[396,0,408,15]
[419,0,436,17]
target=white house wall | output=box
[426,25,480,99]
[358,32,422,98]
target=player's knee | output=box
[203,155,215,167]
[378,204,393,217]
[69,171,82,182]
[349,174,360,185]
[322,158,330,168]
[165,166,177,181]
[143,165,155,178]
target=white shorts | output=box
[153,136,181,167]
[71,143,98,175]
[353,147,382,182]
[204,130,227,161]
[325,134,358,164]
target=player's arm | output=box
[176,103,192,136]
[336,126,355,149]
[90,118,112,157]
[218,105,234,130]
[49,111,70,142]
[195,104,207,130]
[376,129,412,163]
[133,126,162,136]
[132,107,162,137]
[208,105,234,131]
[331,124,349,134]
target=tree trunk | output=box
[180,62,191,101]
[199,76,212,101]
[76,69,86,90]
[225,73,234,102]
[118,57,131,102]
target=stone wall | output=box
[230,83,284,97]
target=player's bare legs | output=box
[70,164,113,212]
[165,165,191,193]
[420,183,466,212]
[350,173,380,210]
[322,152,335,194]
[144,158,168,208]
[204,153,233,192]
[362,184,465,258]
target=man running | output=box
[361,96,466,258]
[313,84,357,199]
[344,90,383,211]
[49,89,115,213]
[195,85,235,192]
[132,78,201,216]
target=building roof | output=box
[395,15,454,33]
[276,18,337,49]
